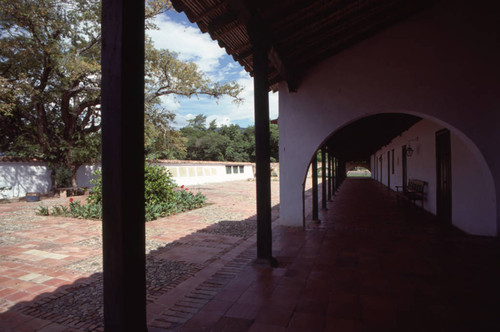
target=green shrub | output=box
[87,170,102,205]
[176,190,206,211]
[69,200,102,220]
[144,163,177,205]
[53,165,72,188]
[51,205,69,216]
[36,206,49,216]
[52,163,206,222]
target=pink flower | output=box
[185,188,189,191]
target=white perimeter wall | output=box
[76,163,101,188]
[0,162,52,199]
[155,162,254,187]
[278,0,500,235]
[77,163,254,188]
[372,119,496,236]
[2,162,254,199]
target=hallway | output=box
[179,178,500,331]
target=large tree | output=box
[0,0,241,187]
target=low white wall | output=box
[0,162,52,199]
[76,163,101,188]
[1,161,256,199]
[373,119,497,236]
[77,162,255,188]
[156,161,254,186]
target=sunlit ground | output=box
[346,168,371,178]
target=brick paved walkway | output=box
[0,180,280,331]
[2,178,500,331]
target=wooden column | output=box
[327,151,332,201]
[338,158,346,187]
[321,147,327,209]
[101,0,146,330]
[253,40,275,266]
[312,153,319,221]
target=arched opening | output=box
[301,112,497,236]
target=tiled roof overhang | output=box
[171,0,435,92]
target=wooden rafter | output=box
[171,0,433,93]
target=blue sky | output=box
[147,10,279,129]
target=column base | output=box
[254,256,279,268]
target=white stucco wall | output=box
[0,162,52,199]
[157,162,254,186]
[373,120,496,236]
[1,161,255,199]
[374,120,440,214]
[278,0,499,235]
[77,162,254,188]
[451,134,497,235]
[76,163,102,188]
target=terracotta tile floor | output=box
[2,178,500,331]
[178,178,500,331]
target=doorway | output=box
[379,156,383,183]
[402,145,408,191]
[436,129,452,225]
[387,151,391,188]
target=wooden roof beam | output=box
[224,0,299,92]
[268,46,298,92]
[207,13,241,37]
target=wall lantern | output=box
[406,136,419,157]
[406,146,414,157]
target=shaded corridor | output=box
[180,178,500,331]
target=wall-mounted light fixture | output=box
[406,136,419,157]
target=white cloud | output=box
[171,73,279,128]
[159,95,181,112]
[147,15,225,74]
[148,13,279,128]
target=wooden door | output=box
[387,151,390,188]
[436,129,452,224]
[379,156,383,183]
[402,145,408,191]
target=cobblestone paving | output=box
[0,180,280,331]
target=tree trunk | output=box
[50,167,57,194]
[70,164,80,188]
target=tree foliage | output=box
[0,0,241,186]
[179,115,279,162]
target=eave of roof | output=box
[171,0,435,92]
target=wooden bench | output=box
[395,179,426,208]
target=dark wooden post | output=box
[327,151,332,201]
[312,153,319,221]
[338,158,346,187]
[321,147,327,209]
[253,40,275,266]
[101,0,147,330]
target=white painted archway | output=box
[277,0,500,235]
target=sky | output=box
[147,10,279,129]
